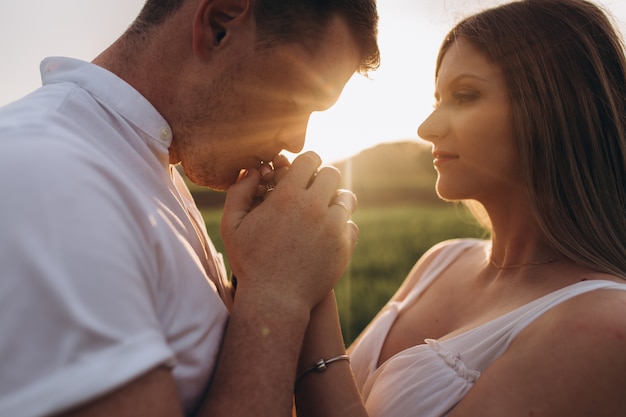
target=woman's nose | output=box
[417,108,447,143]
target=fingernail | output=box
[260,164,273,178]
[237,169,248,182]
[273,154,290,167]
[255,184,266,197]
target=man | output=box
[0,0,379,416]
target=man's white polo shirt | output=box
[0,57,229,416]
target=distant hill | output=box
[333,140,439,206]
[186,140,441,208]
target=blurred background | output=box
[3,0,625,342]
[4,1,626,163]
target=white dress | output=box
[349,239,626,417]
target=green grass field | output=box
[202,203,488,344]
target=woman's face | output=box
[418,37,522,204]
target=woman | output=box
[294,0,626,416]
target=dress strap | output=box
[399,239,486,310]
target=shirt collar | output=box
[41,57,173,167]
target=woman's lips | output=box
[432,150,459,167]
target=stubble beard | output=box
[169,66,252,191]
[170,134,233,191]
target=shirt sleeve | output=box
[0,134,175,416]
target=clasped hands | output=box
[221,151,359,312]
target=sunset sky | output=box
[2,0,626,163]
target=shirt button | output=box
[159,127,172,141]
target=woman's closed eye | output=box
[452,90,480,104]
[431,91,480,109]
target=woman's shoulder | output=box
[452,278,626,416]
[544,277,626,327]
[514,275,626,371]
[419,238,489,270]
[428,237,488,254]
[389,238,488,303]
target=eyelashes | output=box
[452,91,480,103]
[432,90,480,109]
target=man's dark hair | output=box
[131,0,379,74]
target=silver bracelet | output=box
[295,354,350,387]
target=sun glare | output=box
[2,0,626,166]
[299,2,453,164]
[300,0,626,164]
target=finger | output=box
[261,182,275,201]
[257,155,291,196]
[272,154,291,170]
[254,184,267,198]
[222,169,262,230]
[330,189,358,219]
[260,162,274,182]
[307,165,341,195]
[333,189,358,212]
[272,154,292,185]
[346,220,360,247]
[272,164,290,185]
[282,151,322,189]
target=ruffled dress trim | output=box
[425,339,480,383]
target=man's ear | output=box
[192,0,251,58]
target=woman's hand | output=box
[295,292,369,417]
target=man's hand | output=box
[221,151,359,312]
